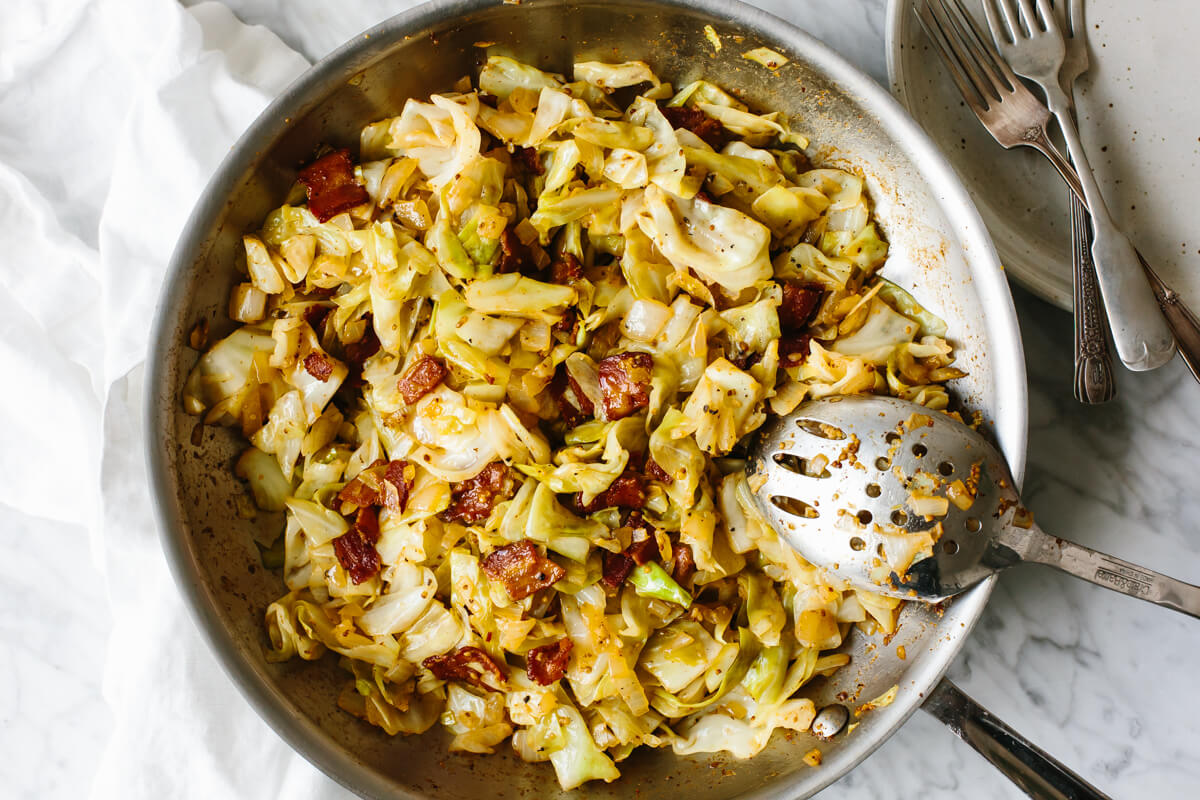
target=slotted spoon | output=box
[748,394,1200,616]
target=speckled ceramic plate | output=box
[887,0,1200,311]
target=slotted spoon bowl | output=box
[749,394,1200,616]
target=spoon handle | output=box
[1015,526,1200,619]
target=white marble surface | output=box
[5,0,1200,798]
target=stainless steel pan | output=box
[146,0,1089,796]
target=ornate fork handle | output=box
[1071,195,1116,402]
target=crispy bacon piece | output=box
[549,366,592,426]
[779,281,824,330]
[343,324,381,367]
[303,352,334,381]
[779,333,813,366]
[601,552,635,589]
[601,513,661,589]
[423,646,508,692]
[397,355,447,404]
[338,459,413,513]
[442,462,516,524]
[526,638,573,686]
[644,456,673,485]
[481,540,566,600]
[549,253,583,285]
[598,352,653,421]
[382,460,413,512]
[514,146,545,175]
[660,105,726,148]
[497,228,532,274]
[333,507,381,584]
[304,303,332,332]
[298,149,370,223]
[574,471,645,513]
[670,541,696,586]
[553,307,579,339]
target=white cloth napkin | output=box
[0,0,358,796]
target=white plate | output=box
[887,0,1200,311]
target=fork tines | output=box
[917,0,1021,112]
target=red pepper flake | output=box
[333,507,381,584]
[597,352,653,421]
[660,105,727,148]
[442,462,516,524]
[481,540,566,600]
[526,638,573,686]
[779,281,824,330]
[423,646,508,692]
[574,471,645,513]
[303,352,334,381]
[513,146,545,175]
[297,149,370,223]
[397,355,447,404]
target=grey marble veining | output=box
[8,0,1199,798]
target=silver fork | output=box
[1057,0,1114,403]
[981,0,1175,372]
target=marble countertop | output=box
[6,1,1199,798]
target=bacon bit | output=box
[644,456,673,484]
[298,149,370,223]
[553,307,579,339]
[333,507,381,584]
[526,638,572,686]
[338,474,380,509]
[497,227,532,274]
[660,105,726,148]
[343,324,381,367]
[670,541,696,586]
[513,146,545,175]
[597,352,653,421]
[779,333,812,366]
[303,352,334,381]
[397,355,447,404]
[601,551,635,589]
[729,349,761,371]
[779,281,824,330]
[549,253,583,285]
[549,366,591,426]
[481,540,566,600]
[626,534,660,566]
[442,462,516,524]
[382,460,413,512]
[304,304,332,332]
[574,471,645,513]
[423,646,508,692]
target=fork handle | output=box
[1070,193,1116,403]
[1042,85,1176,372]
[1011,525,1200,620]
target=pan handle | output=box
[922,679,1110,800]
